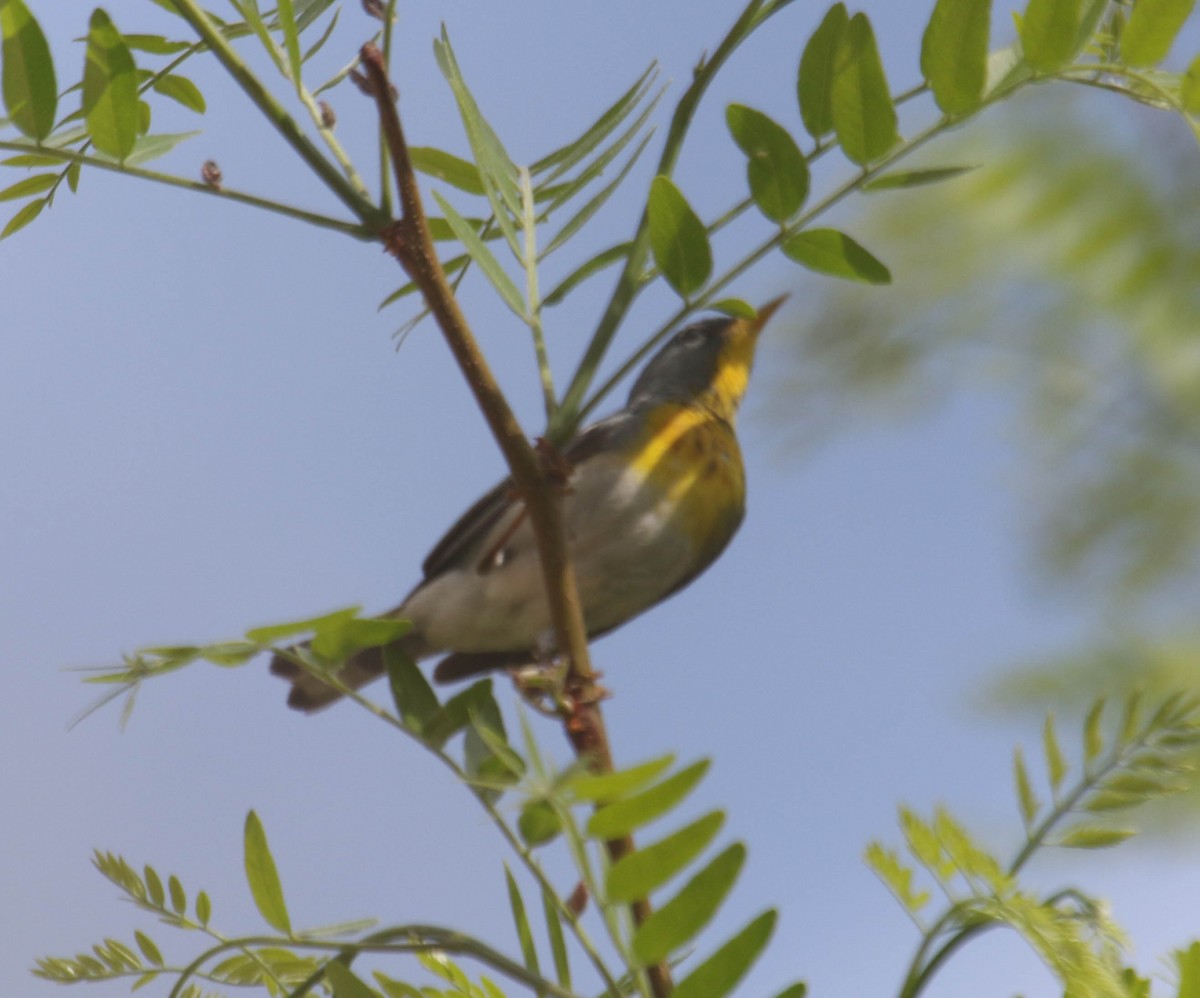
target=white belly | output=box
[403,453,697,654]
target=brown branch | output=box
[358,44,671,997]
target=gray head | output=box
[625,299,784,419]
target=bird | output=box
[271,297,785,711]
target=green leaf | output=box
[1043,713,1068,793]
[1121,0,1196,66]
[1021,0,1083,72]
[647,175,711,298]
[921,0,992,115]
[374,973,424,998]
[782,228,891,284]
[385,646,440,737]
[0,0,56,139]
[1,153,63,167]
[195,890,211,926]
[725,104,809,222]
[1,194,44,237]
[245,607,358,645]
[568,754,675,802]
[863,165,977,190]
[432,189,525,317]
[533,62,657,177]
[243,810,291,935]
[772,985,809,998]
[121,34,192,55]
[865,841,931,912]
[1056,825,1137,848]
[324,961,380,998]
[710,298,757,318]
[1178,942,1200,998]
[673,910,777,998]
[540,128,654,257]
[275,0,303,87]
[0,172,54,201]
[409,147,484,195]
[1084,697,1106,765]
[433,28,521,252]
[133,932,163,967]
[144,866,165,907]
[541,885,571,989]
[301,5,339,65]
[504,866,539,975]
[152,75,205,113]
[83,9,139,160]
[542,240,630,306]
[1182,53,1200,114]
[125,130,201,167]
[310,615,411,663]
[585,759,709,839]
[797,3,849,140]
[632,843,745,964]
[831,13,898,165]
[168,875,186,914]
[1014,747,1040,826]
[607,811,725,903]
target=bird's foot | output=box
[508,658,569,717]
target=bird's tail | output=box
[269,631,428,713]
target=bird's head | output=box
[627,296,786,422]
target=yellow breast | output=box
[627,403,746,553]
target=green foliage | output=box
[921,0,992,115]
[1023,0,1087,72]
[646,175,713,298]
[797,2,849,139]
[782,227,891,283]
[83,9,140,161]
[0,0,56,140]
[725,103,810,222]
[244,810,292,936]
[870,692,1200,997]
[830,12,899,164]
[17,2,1200,997]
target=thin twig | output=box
[0,142,371,239]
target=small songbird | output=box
[271,297,785,711]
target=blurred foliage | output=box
[769,89,1200,707]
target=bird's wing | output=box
[417,411,634,581]
[419,475,517,579]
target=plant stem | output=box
[169,927,577,998]
[521,166,557,418]
[551,0,787,438]
[0,141,371,238]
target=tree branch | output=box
[357,41,672,996]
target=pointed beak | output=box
[748,294,788,337]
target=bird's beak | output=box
[748,294,788,336]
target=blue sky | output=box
[4,2,1199,996]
